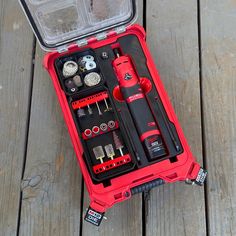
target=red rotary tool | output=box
[112,48,167,160]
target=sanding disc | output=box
[84,72,101,87]
[63,61,78,78]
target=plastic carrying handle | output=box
[131,178,165,195]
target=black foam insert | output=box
[54,34,183,185]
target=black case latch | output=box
[84,207,105,226]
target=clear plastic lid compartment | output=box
[36,1,84,42]
[85,0,132,25]
[22,0,135,49]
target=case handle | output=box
[131,178,165,195]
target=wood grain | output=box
[200,0,236,235]
[19,45,82,236]
[146,1,206,235]
[81,0,144,234]
[0,1,34,235]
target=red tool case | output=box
[19,0,207,226]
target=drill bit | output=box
[93,146,105,163]
[104,98,112,112]
[113,131,124,156]
[96,102,102,116]
[87,104,93,115]
[104,144,115,160]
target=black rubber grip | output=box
[131,178,165,195]
[122,85,158,136]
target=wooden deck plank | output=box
[0,1,34,235]
[200,1,236,235]
[19,45,82,236]
[146,1,206,235]
[81,0,144,234]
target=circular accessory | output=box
[84,129,92,137]
[84,72,101,87]
[92,126,100,135]
[65,79,75,89]
[83,55,95,62]
[65,79,78,93]
[79,66,86,73]
[85,61,97,71]
[100,123,108,132]
[63,61,78,78]
[108,120,116,129]
[70,87,77,93]
[73,75,83,87]
[101,52,109,60]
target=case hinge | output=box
[77,39,88,47]
[57,45,68,53]
[96,32,107,41]
[115,26,126,35]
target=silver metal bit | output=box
[87,105,93,115]
[104,144,115,160]
[113,131,124,156]
[93,146,105,163]
[96,102,102,116]
[104,98,112,112]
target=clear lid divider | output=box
[19,0,136,50]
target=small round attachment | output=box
[108,120,116,129]
[83,55,95,62]
[100,123,108,132]
[84,129,92,138]
[92,126,100,135]
[79,66,86,73]
[85,61,96,71]
[77,109,86,118]
[84,72,101,87]
[101,52,109,60]
[70,87,77,93]
[65,79,78,93]
[63,61,78,78]
[78,58,86,67]
[65,79,75,89]
[73,75,83,87]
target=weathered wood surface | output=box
[1,0,236,235]
[0,1,34,235]
[201,0,236,235]
[18,44,83,236]
[146,1,206,235]
[81,0,144,235]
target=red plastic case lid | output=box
[19,0,137,51]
